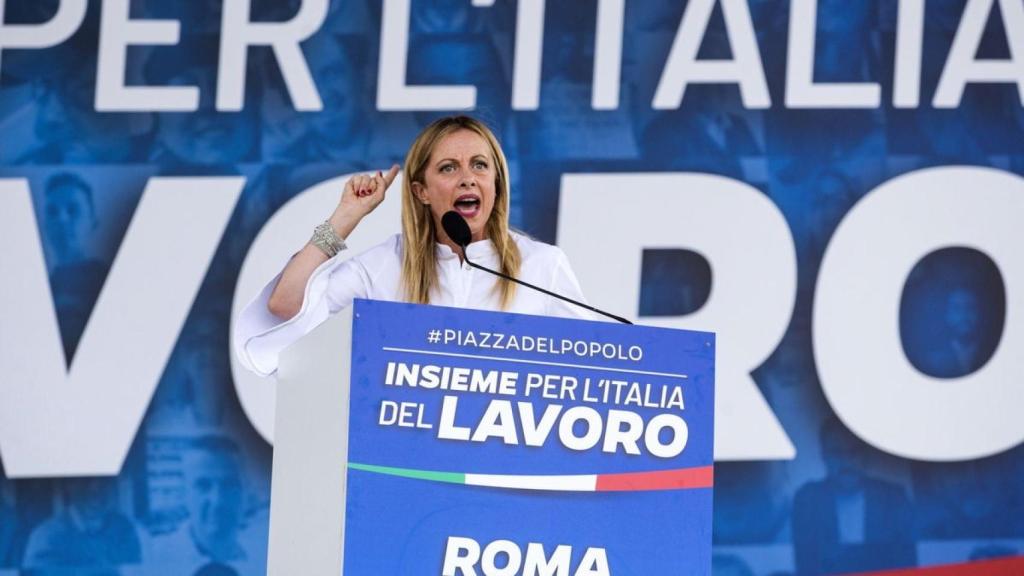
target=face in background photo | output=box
[819,417,869,493]
[182,437,247,562]
[149,309,234,433]
[0,1,149,164]
[41,171,111,361]
[62,478,118,532]
[900,246,1005,380]
[21,476,142,571]
[261,34,371,162]
[43,172,98,267]
[24,58,151,164]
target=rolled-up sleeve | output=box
[233,254,370,377]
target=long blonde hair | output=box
[401,116,521,308]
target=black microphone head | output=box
[441,211,472,248]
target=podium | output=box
[266,299,715,575]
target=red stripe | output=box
[850,557,1024,576]
[595,465,714,492]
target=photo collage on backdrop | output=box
[1,1,1023,574]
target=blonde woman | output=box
[234,116,592,376]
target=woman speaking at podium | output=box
[234,115,592,377]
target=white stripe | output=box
[465,473,597,492]
[381,347,689,380]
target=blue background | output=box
[344,300,714,574]
[1,0,1022,575]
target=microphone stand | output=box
[461,251,633,325]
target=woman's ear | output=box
[411,181,429,205]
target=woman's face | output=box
[413,129,498,244]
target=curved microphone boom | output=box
[441,211,632,325]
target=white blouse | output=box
[233,232,594,376]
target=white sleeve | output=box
[545,247,600,321]
[233,253,371,377]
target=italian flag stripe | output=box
[595,465,714,492]
[348,462,465,484]
[466,473,597,492]
[348,463,714,493]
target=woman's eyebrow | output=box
[435,154,489,166]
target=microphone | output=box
[441,210,474,248]
[441,211,632,325]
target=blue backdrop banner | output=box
[1,1,1023,575]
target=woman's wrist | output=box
[310,221,345,258]
[328,208,362,240]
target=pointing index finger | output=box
[382,164,401,187]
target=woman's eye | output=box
[474,161,488,170]
[440,164,455,173]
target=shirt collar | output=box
[435,238,497,261]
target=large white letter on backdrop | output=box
[0,178,242,478]
[0,0,87,77]
[377,0,476,110]
[231,173,403,443]
[785,0,881,107]
[218,0,328,111]
[592,0,625,110]
[510,0,547,110]
[653,0,770,109]
[933,0,1024,108]
[96,0,198,112]
[559,173,797,460]
[892,0,926,108]
[815,167,1024,462]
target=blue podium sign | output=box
[344,300,715,575]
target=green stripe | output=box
[348,462,465,484]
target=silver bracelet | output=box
[311,220,347,258]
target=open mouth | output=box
[453,194,482,218]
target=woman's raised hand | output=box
[339,164,401,218]
[328,164,401,240]
[273,164,401,319]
